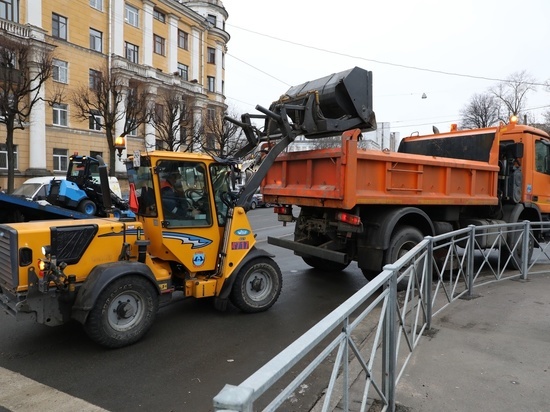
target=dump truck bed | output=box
[262,129,500,210]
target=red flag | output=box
[129,183,139,213]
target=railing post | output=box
[382,266,397,412]
[467,225,476,297]
[213,385,254,412]
[426,237,433,330]
[521,220,530,280]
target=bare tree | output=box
[71,67,148,174]
[148,90,198,152]
[0,32,54,192]
[490,70,537,122]
[200,107,244,157]
[459,92,501,129]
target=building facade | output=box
[0,0,229,188]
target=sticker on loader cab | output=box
[231,241,250,250]
[193,252,205,267]
[234,229,250,236]
[162,232,212,249]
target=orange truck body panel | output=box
[262,128,501,210]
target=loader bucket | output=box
[267,66,376,139]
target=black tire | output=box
[501,227,534,270]
[385,226,424,264]
[250,200,257,210]
[78,199,97,216]
[361,269,379,281]
[84,276,158,348]
[385,226,424,289]
[230,257,282,313]
[302,256,350,272]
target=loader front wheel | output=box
[230,257,282,313]
[84,276,158,348]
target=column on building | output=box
[215,42,223,95]
[27,62,47,172]
[168,14,179,73]
[144,85,158,151]
[26,5,47,173]
[190,27,201,82]
[142,1,154,66]
[114,87,128,173]
[112,0,125,57]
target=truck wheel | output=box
[230,257,282,313]
[302,256,350,272]
[84,276,159,348]
[78,199,97,216]
[501,227,534,270]
[385,226,424,289]
[385,226,424,264]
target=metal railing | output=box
[213,221,550,412]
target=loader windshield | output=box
[209,164,232,226]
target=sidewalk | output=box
[395,272,550,411]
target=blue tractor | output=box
[47,155,131,217]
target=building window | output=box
[53,148,68,172]
[0,144,17,169]
[52,13,67,40]
[207,108,215,122]
[154,35,165,55]
[89,110,102,131]
[207,47,215,64]
[89,0,102,11]
[53,103,68,126]
[178,30,188,50]
[89,28,102,52]
[177,63,188,81]
[89,69,102,90]
[153,8,165,23]
[207,14,216,27]
[125,4,139,27]
[127,118,138,136]
[52,59,68,83]
[0,0,19,22]
[207,76,215,93]
[90,151,103,159]
[125,42,139,63]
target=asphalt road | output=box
[0,207,369,411]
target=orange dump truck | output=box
[233,67,550,278]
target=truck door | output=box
[531,139,550,213]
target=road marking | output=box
[0,367,107,412]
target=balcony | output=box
[0,19,31,39]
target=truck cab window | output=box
[535,140,550,175]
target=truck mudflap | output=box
[71,261,161,325]
[267,236,349,264]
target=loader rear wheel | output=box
[84,276,158,348]
[230,257,282,313]
[302,256,350,272]
[78,199,97,216]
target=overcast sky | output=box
[222,0,550,138]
